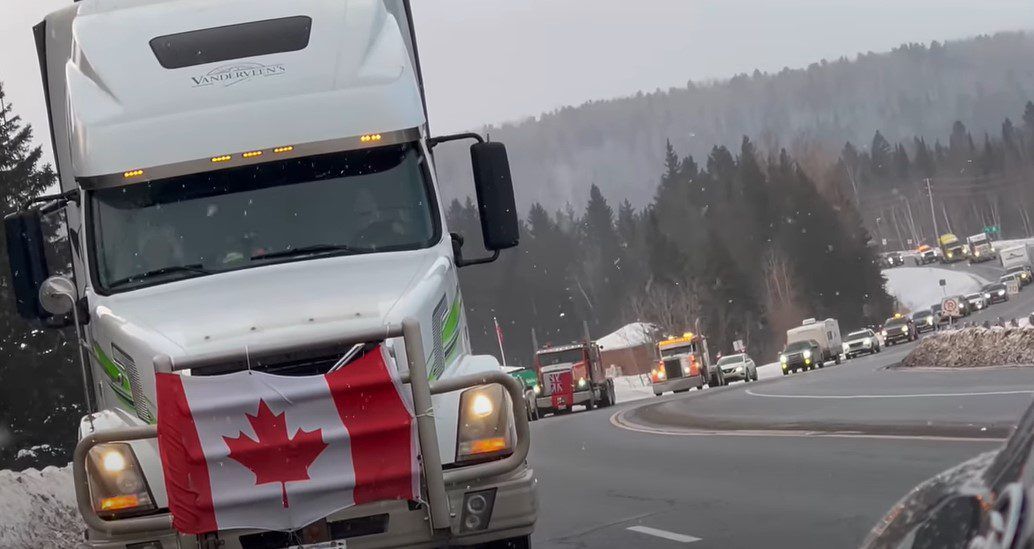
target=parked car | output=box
[965,292,990,312]
[842,329,881,358]
[910,309,938,334]
[983,282,1009,304]
[1005,265,1033,286]
[779,339,823,375]
[881,314,917,345]
[715,353,758,382]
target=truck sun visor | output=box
[149,16,312,70]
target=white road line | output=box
[627,525,701,543]
[745,388,1034,399]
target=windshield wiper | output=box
[108,264,211,288]
[251,243,365,261]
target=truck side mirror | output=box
[470,142,519,251]
[4,210,52,320]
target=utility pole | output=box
[925,178,939,241]
[875,214,885,251]
[902,196,920,246]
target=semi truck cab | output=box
[651,333,717,395]
[532,342,616,416]
[8,1,537,547]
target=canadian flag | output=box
[155,346,419,534]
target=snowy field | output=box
[883,267,989,311]
[0,465,80,547]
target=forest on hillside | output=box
[435,32,1034,214]
[451,101,1034,372]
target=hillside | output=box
[434,32,1034,210]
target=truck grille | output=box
[662,357,683,379]
[191,347,360,377]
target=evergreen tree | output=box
[0,82,79,469]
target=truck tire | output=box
[584,392,595,411]
[835,354,841,365]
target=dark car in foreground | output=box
[983,282,1009,304]
[862,402,1034,548]
[881,315,917,345]
[779,339,821,375]
[911,309,937,334]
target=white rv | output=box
[786,318,843,366]
[11,1,535,547]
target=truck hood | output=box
[91,248,441,357]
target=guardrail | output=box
[72,317,530,536]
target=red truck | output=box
[532,342,617,416]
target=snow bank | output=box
[0,465,81,547]
[596,322,657,351]
[612,374,656,403]
[883,267,988,311]
[901,326,1034,368]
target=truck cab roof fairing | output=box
[65,0,425,178]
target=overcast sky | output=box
[2,0,1032,165]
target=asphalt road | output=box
[527,260,1034,548]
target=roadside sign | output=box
[1007,279,1021,295]
[942,297,961,318]
[939,279,946,287]
[882,238,888,246]
[733,339,744,352]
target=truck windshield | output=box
[660,344,695,358]
[89,143,438,292]
[537,349,586,366]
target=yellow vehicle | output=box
[651,333,722,395]
[938,233,967,263]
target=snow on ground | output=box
[596,322,657,350]
[902,326,1034,368]
[612,374,656,403]
[883,267,989,311]
[0,464,81,548]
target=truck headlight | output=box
[863,337,872,346]
[779,354,788,364]
[802,350,812,359]
[532,383,541,395]
[86,443,156,518]
[577,377,587,389]
[900,326,908,333]
[881,330,888,337]
[975,251,980,257]
[457,385,514,463]
[927,316,934,325]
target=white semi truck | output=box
[9,1,536,547]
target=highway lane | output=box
[527,397,997,548]
[527,261,1034,548]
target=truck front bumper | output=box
[84,464,537,549]
[536,389,591,411]
[652,376,701,395]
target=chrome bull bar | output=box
[72,317,531,536]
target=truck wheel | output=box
[607,380,616,406]
[585,393,595,411]
[835,354,841,365]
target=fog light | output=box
[460,489,497,533]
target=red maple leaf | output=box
[223,400,328,508]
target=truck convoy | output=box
[966,232,996,264]
[532,341,616,416]
[785,318,842,367]
[938,233,967,263]
[9,1,536,547]
[651,332,721,394]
